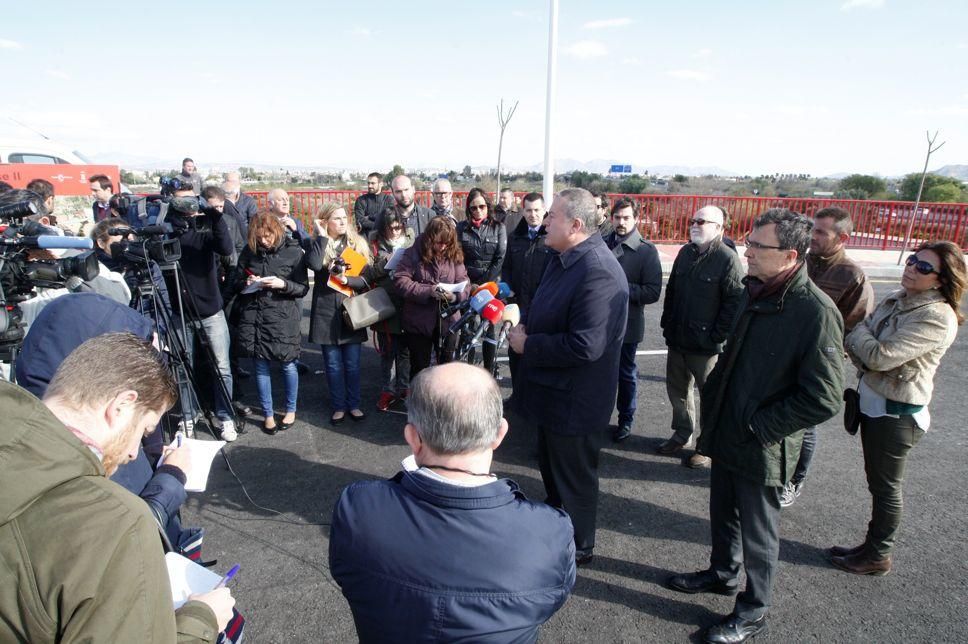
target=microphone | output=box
[495,303,521,349]
[441,281,497,318]
[496,282,514,300]
[473,281,498,297]
[1,235,94,250]
[447,290,494,335]
[469,299,506,347]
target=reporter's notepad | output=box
[166,552,222,608]
[159,437,225,492]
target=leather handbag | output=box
[843,387,861,435]
[342,287,396,330]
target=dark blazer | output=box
[607,230,662,344]
[330,470,576,643]
[502,219,555,316]
[235,191,259,225]
[515,234,629,435]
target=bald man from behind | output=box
[658,205,745,467]
[329,362,576,642]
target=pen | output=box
[176,432,183,448]
[214,564,240,589]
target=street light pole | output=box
[542,0,559,204]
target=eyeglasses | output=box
[689,218,718,226]
[388,225,404,231]
[906,254,939,275]
[744,234,786,251]
[469,204,488,211]
[432,191,452,197]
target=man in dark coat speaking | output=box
[509,188,629,565]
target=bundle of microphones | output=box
[441,281,520,359]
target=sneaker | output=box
[779,481,803,508]
[686,453,711,468]
[376,391,395,411]
[178,418,195,439]
[221,419,238,442]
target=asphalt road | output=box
[182,280,968,643]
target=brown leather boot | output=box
[828,543,867,558]
[830,550,892,576]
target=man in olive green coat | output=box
[0,334,234,643]
[667,210,844,644]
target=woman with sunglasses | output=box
[307,202,374,425]
[394,217,470,378]
[830,240,966,576]
[456,188,507,373]
[369,210,415,411]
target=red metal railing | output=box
[246,190,968,251]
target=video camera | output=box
[159,175,194,197]
[108,225,182,268]
[0,196,100,354]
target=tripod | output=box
[127,256,240,441]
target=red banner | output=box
[0,164,120,196]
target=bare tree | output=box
[897,130,946,265]
[495,99,519,201]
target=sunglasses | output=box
[469,204,488,211]
[906,254,939,275]
[689,218,718,226]
[744,234,785,251]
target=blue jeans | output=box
[616,342,639,425]
[792,425,818,485]
[254,359,299,417]
[322,343,361,412]
[173,310,234,421]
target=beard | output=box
[690,227,718,245]
[100,417,143,476]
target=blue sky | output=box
[2,0,966,176]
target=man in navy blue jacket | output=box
[509,188,629,565]
[330,362,576,643]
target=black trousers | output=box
[860,413,924,556]
[407,330,458,379]
[709,462,782,621]
[537,426,603,555]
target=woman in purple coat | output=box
[393,217,470,378]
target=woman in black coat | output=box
[306,202,375,424]
[231,213,309,433]
[456,188,507,372]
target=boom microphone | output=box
[447,290,494,334]
[0,235,94,250]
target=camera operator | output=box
[162,181,238,442]
[90,217,173,329]
[0,189,130,337]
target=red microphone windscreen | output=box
[481,299,506,324]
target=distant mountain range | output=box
[932,165,968,181]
